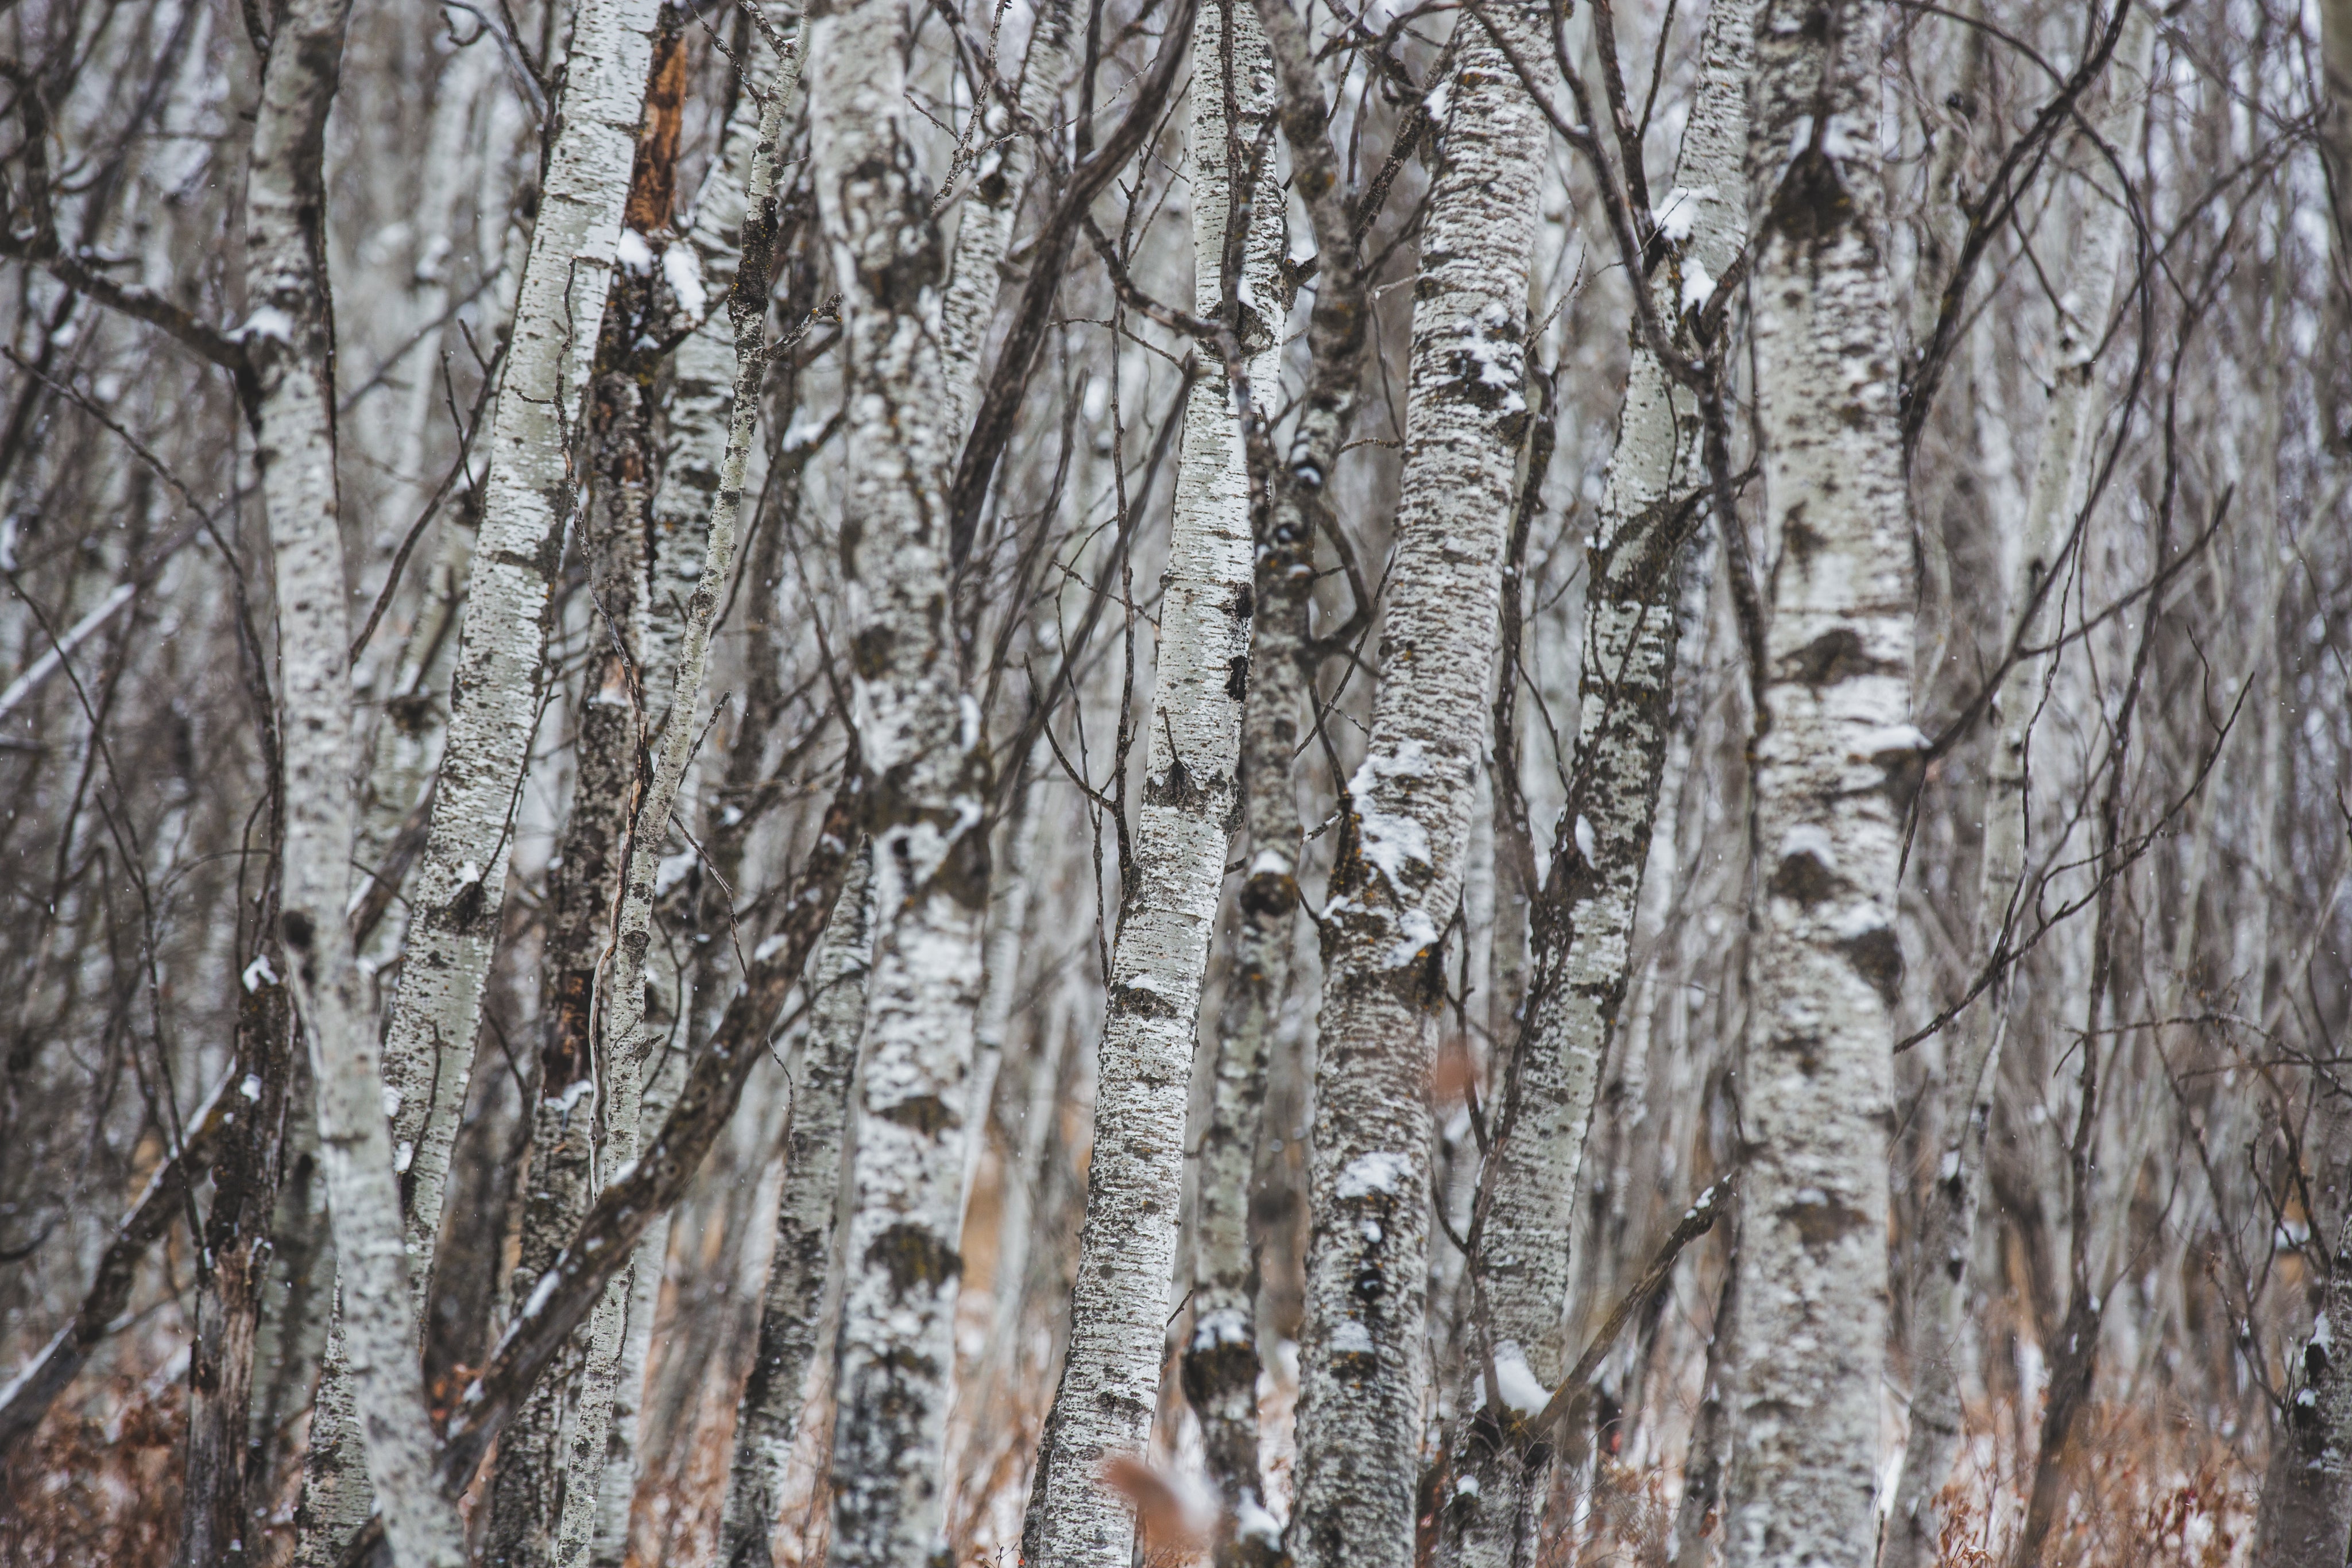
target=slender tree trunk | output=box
[1174,5,1290,1563]
[1024,4,1279,1562]
[1286,9,1551,1568]
[1722,4,1914,1565]
[244,3,465,1565]
[376,0,664,1271]
[807,0,993,1557]
[1883,13,2154,1564]
[1440,6,1750,1563]
[719,846,873,1568]
[176,974,295,1568]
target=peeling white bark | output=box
[377,0,664,1274]
[1290,12,1552,1568]
[1723,6,1914,1565]
[807,0,992,1557]
[245,4,463,1565]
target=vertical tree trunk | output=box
[376,0,664,1271]
[1722,5,1915,1566]
[807,0,993,1556]
[243,3,465,1565]
[1023,3,1278,1562]
[176,976,294,1568]
[1175,5,1291,1562]
[1288,8,1551,1567]
[1883,12,2154,1564]
[1440,5,1751,1562]
[719,847,873,1568]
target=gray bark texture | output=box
[807,0,993,1555]
[1723,3,1915,1565]
[1289,7,1550,1567]
[1441,3,1750,1562]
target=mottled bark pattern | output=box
[1724,5,1914,1565]
[1291,10,1550,1568]
[809,0,992,1556]
[1443,5,1750,1563]
[245,3,465,1563]
[1178,4,1291,1562]
[1024,5,1275,1562]
[377,0,663,1270]
[719,849,873,1568]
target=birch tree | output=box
[1022,1,1278,1558]
[242,2,463,1564]
[805,0,992,1553]
[1441,3,1751,1560]
[1286,5,1552,1564]
[1722,3,1915,1563]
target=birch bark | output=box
[558,18,801,1563]
[377,0,663,1270]
[718,847,873,1568]
[242,3,464,1564]
[1441,5,1750,1562]
[1882,13,2154,1563]
[1024,4,1281,1561]
[1171,6,1290,1562]
[1281,11,1550,1568]
[1723,5,1915,1564]
[807,0,993,1557]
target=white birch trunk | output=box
[552,23,803,1563]
[245,4,463,1565]
[808,0,992,1557]
[376,0,664,1270]
[1440,5,1751,1561]
[1723,6,1914,1565]
[964,750,1045,1229]
[1024,6,1281,1563]
[1882,12,2154,1563]
[719,847,874,1568]
[1290,11,1552,1567]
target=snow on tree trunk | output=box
[243,3,463,1564]
[719,847,873,1568]
[1023,2,1278,1560]
[1289,10,1550,1567]
[807,0,992,1556]
[376,0,664,1273]
[1440,5,1750,1563]
[1883,11,2154,1565]
[1723,5,1916,1565]
[1174,3,1291,1562]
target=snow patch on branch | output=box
[1488,1341,1552,1417]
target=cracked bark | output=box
[1722,5,1915,1565]
[718,846,873,1568]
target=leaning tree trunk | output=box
[1287,7,1550,1567]
[717,847,873,1568]
[1722,4,1916,1566]
[1021,4,1279,1564]
[806,0,993,1558]
[375,0,664,1269]
[1439,3,1751,1562]
[1883,11,2154,1565]
[242,3,465,1566]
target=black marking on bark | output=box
[875,1094,957,1137]
[1781,1190,1871,1248]
[1224,654,1249,702]
[1842,924,1904,1005]
[1780,627,1885,686]
[864,1222,961,1296]
[1767,849,1838,906]
[1108,982,1179,1020]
